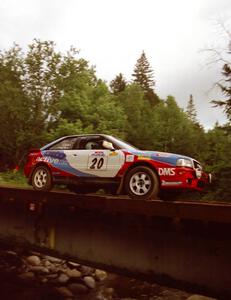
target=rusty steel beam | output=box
[0,186,231,298]
[0,186,231,223]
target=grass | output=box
[0,170,67,192]
[0,171,29,188]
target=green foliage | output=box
[0,40,98,168]
[110,73,127,94]
[186,94,198,124]
[132,51,159,106]
[212,41,231,121]
[0,48,33,167]
[147,96,206,160]
[115,84,153,148]
[56,79,127,138]
[202,124,231,200]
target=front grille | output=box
[197,180,205,188]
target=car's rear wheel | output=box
[31,165,52,191]
[124,166,159,200]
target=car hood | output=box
[130,150,194,166]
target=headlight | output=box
[195,168,202,178]
[176,158,193,168]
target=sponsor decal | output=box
[161,180,182,186]
[137,156,151,160]
[43,151,66,159]
[36,156,67,165]
[158,168,176,176]
[36,157,52,163]
[90,151,105,157]
[155,152,172,157]
[109,151,118,156]
[126,155,134,162]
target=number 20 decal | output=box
[90,157,105,169]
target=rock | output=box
[66,268,82,278]
[67,261,80,268]
[55,286,74,298]
[46,273,58,280]
[80,265,94,276]
[29,266,49,274]
[120,298,138,300]
[83,276,96,289]
[18,271,35,281]
[59,263,68,271]
[104,287,114,295]
[44,255,62,264]
[187,296,217,300]
[95,269,107,281]
[26,255,41,266]
[68,283,89,294]
[43,260,52,268]
[96,287,115,300]
[47,265,59,273]
[40,277,48,283]
[6,250,18,256]
[96,292,107,300]
[57,273,70,284]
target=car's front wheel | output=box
[124,166,159,200]
[31,165,53,191]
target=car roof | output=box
[59,134,109,138]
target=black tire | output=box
[31,165,53,191]
[124,166,159,200]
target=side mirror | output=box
[102,140,115,151]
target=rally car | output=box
[24,134,210,200]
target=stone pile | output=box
[0,249,108,299]
[0,249,218,300]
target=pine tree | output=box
[110,73,127,94]
[212,40,231,121]
[186,94,197,123]
[132,51,159,106]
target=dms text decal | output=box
[158,168,176,176]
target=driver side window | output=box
[79,137,104,150]
[49,137,79,150]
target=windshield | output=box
[107,136,139,151]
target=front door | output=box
[66,136,125,178]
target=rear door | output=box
[41,136,81,176]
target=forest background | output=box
[0,39,230,200]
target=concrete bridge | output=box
[0,186,230,298]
